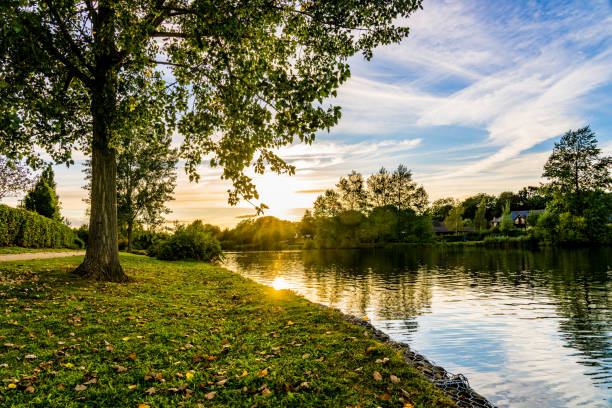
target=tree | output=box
[337,170,367,212]
[1,1,423,281]
[461,193,495,220]
[23,165,61,220]
[516,186,549,210]
[116,133,177,252]
[499,201,513,233]
[428,197,456,221]
[313,190,342,218]
[366,167,393,208]
[542,126,611,214]
[0,155,33,200]
[444,205,464,235]
[472,197,487,231]
[390,165,415,210]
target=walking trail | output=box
[0,251,85,262]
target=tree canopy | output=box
[0,0,423,281]
[543,126,611,213]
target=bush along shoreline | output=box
[0,254,456,407]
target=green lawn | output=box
[0,254,452,407]
[0,247,83,255]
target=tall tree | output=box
[499,201,513,233]
[472,197,487,231]
[1,0,423,281]
[113,133,178,252]
[390,165,415,210]
[336,170,367,212]
[444,205,464,235]
[23,165,61,220]
[313,189,342,218]
[542,126,611,214]
[366,167,393,208]
[0,155,33,200]
[428,197,456,221]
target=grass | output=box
[0,253,452,408]
[0,247,83,255]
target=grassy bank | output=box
[0,254,452,407]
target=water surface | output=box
[223,247,612,408]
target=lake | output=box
[223,247,612,408]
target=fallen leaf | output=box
[261,388,272,396]
[8,383,16,389]
[259,368,268,377]
[205,391,216,400]
[381,393,391,401]
[287,321,295,325]
[145,387,156,395]
[362,316,369,321]
[25,385,35,393]
[114,365,127,372]
[24,354,37,359]
[128,384,137,389]
[186,371,194,380]
[216,379,227,386]
[138,404,150,408]
[241,370,248,377]
[366,346,377,352]
[75,384,87,391]
[122,337,130,341]
[390,375,400,384]
[373,371,382,381]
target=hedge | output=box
[0,204,83,249]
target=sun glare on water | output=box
[271,277,291,290]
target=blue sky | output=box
[4,0,612,227]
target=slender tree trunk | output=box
[127,220,133,253]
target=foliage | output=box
[0,254,451,407]
[428,198,456,221]
[542,126,612,214]
[336,170,367,212]
[298,210,316,238]
[390,165,428,213]
[483,235,536,249]
[131,229,171,251]
[85,129,178,251]
[516,186,549,211]
[526,211,541,227]
[149,221,222,262]
[0,155,33,199]
[220,217,297,250]
[472,198,488,231]
[22,165,61,220]
[444,205,464,235]
[366,167,393,207]
[73,225,89,247]
[0,0,424,279]
[499,201,513,233]
[460,193,495,221]
[313,189,342,218]
[0,204,81,249]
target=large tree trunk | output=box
[74,108,128,281]
[74,2,128,282]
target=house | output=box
[490,210,544,228]
[432,221,474,236]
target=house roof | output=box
[491,209,544,223]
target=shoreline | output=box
[318,303,496,408]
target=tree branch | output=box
[44,0,94,73]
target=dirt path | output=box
[0,251,85,262]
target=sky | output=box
[3,0,612,228]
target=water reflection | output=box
[223,247,612,408]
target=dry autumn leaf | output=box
[128,384,137,389]
[145,387,156,395]
[138,404,150,408]
[75,384,87,391]
[390,374,400,384]
[373,371,383,381]
[205,391,216,400]
[7,383,16,389]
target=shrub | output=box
[132,230,170,251]
[149,221,223,262]
[0,204,80,249]
[303,239,316,249]
[118,238,128,251]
